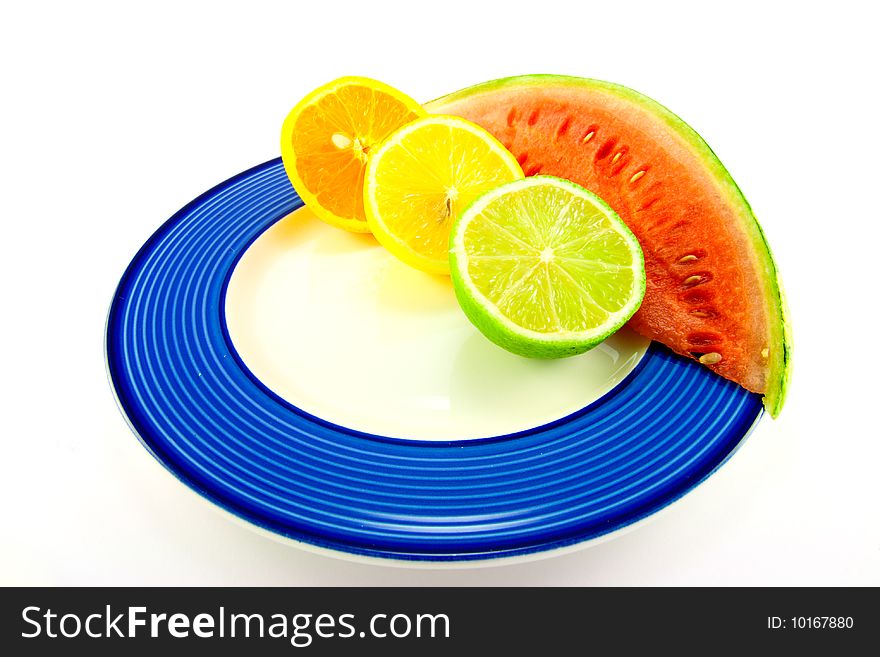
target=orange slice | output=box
[280,77,425,232]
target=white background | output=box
[2,1,878,585]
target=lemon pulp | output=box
[364,115,523,274]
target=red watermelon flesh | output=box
[427,76,790,416]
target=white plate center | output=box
[225,208,649,441]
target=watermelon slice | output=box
[427,75,790,416]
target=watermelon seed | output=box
[506,108,517,127]
[582,131,595,143]
[555,116,572,139]
[683,275,706,287]
[682,289,711,305]
[610,148,630,176]
[629,170,646,184]
[596,138,618,160]
[678,254,698,263]
[761,348,769,359]
[688,331,721,345]
[637,196,661,212]
[690,309,714,318]
[698,352,723,365]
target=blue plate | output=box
[106,158,763,562]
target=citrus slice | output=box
[280,77,425,232]
[364,115,523,274]
[449,176,646,358]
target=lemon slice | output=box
[364,115,523,274]
[450,176,646,358]
[280,77,425,232]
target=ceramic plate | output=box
[106,159,763,562]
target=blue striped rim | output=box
[106,158,763,561]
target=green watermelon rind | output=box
[428,75,791,417]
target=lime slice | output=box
[449,176,646,358]
[364,115,523,274]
